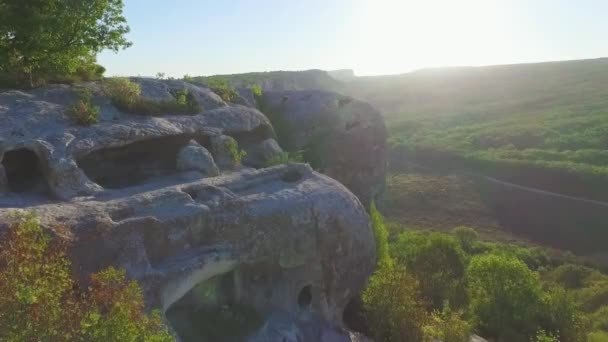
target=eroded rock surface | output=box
[261,90,387,206]
[0,79,376,342]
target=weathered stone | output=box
[0,80,275,199]
[244,138,284,168]
[262,90,387,206]
[176,140,219,176]
[0,164,375,342]
[0,80,376,341]
[210,134,241,170]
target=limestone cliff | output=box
[0,78,382,341]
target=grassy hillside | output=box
[350,58,608,200]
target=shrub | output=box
[452,226,478,252]
[103,78,200,116]
[362,264,427,342]
[65,88,99,126]
[0,213,173,341]
[227,139,247,164]
[103,77,141,109]
[393,232,467,309]
[422,303,472,342]
[539,286,590,342]
[467,253,543,340]
[205,77,239,102]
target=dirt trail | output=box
[479,175,608,208]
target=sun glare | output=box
[351,0,511,75]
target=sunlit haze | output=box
[99,0,608,77]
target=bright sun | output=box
[351,0,511,75]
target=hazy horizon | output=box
[98,0,608,77]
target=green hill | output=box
[348,58,608,200]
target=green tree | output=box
[0,0,131,87]
[423,303,472,342]
[370,201,393,268]
[394,232,467,309]
[362,264,428,342]
[0,213,173,341]
[467,253,543,340]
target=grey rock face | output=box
[210,134,241,170]
[244,138,284,168]
[0,80,375,341]
[0,80,278,200]
[0,165,7,193]
[176,140,219,176]
[0,164,375,342]
[262,90,387,206]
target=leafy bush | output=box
[103,78,200,116]
[205,77,239,102]
[393,231,467,309]
[226,139,247,164]
[467,253,543,340]
[65,88,99,126]
[452,226,478,253]
[0,213,173,341]
[539,286,590,342]
[103,77,141,109]
[362,264,427,342]
[422,303,471,342]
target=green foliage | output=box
[250,84,263,98]
[0,0,130,87]
[0,213,173,341]
[370,202,393,269]
[393,231,467,309]
[539,286,590,342]
[264,151,304,167]
[65,88,99,125]
[533,330,559,342]
[467,253,543,340]
[103,78,201,116]
[422,303,472,342]
[226,139,247,164]
[452,226,478,253]
[182,74,193,82]
[588,331,608,342]
[203,77,239,102]
[362,264,427,342]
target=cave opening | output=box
[77,135,213,189]
[165,270,263,342]
[1,148,49,193]
[297,284,312,310]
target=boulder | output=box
[261,90,387,206]
[0,80,375,341]
[244,138,284,167]
[210,134,242,170]
[176,140,219,176]
[0,164,375,342]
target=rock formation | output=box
[0,78,378,342]
[261,90,387,206]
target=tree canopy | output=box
[0,0,131,86]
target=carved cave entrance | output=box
[77,135,211,189]
[165,269,263,342]
[1,148,50,193]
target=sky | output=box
[98,0,608,77]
